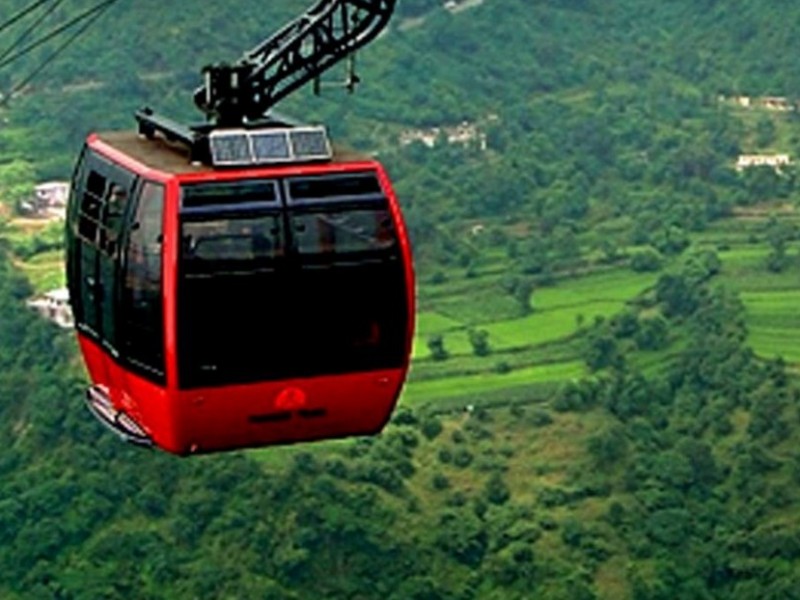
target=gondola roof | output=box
[93,130,373,176]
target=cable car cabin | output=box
[66,128,414,455]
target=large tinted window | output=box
[177,173,409,389]
[67,150,134,351]
[66,147,165,383]
[121,182,165,380]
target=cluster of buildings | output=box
[18,181,70,219]
[716,95,797,173]
[723,95,798,112]
[15,181,74,329]
[26,288,73,329]
[399,120,488,151]
[735,153,792,172]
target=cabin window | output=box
[183,214,284,265]
[76,171,104,244]
[121,181,165,381]
[286,173,382,203]
[182,179,278,211]
[68,150,134,352]
[291,208,397,257]
[66,148,165,381]
[177,173,408,389]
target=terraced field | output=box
[414,269,660,357]
[409,264,663,405]
[718,243,800,362]
[403,360,584,404]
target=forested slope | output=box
[2,0,800,598]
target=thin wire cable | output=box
[0,0,119,71]
[0,0,120,107]
[0,0,67,65]
[0,0,52,36]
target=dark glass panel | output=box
[177,172,407,389]
[291,207,397,257]
[182,213,284,270]
[182,180,277,210]
[121,181,165,380]
[286,173,382,202]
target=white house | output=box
[19,181,70,219]
[399,121,487,150]
[736,154,792,172]
[26,288,74,329]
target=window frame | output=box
[67,147,166,384]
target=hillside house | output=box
[736,154,792,172]
[761,97,794,111]
[18,181,69,219]
[399,121,487,150]
[26,288,74,329]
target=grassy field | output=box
[414,268,659,359]
[6,217,66,293]
[716,241,800,362]
[403,360,584,404]
[15,249,65,292]
[406,260,667,411]
[740,289,800,362]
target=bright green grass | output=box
[414,267,658,359]
[719,245,770,262]
[424,286,520,324]
[402,360,584,404]
[412,329,473,359]
[748,328,800,362]
[413,302,608,360]
[485,301,620,348]
[741,290,800,362]
[410,337,584,382]
[718,246,800,292]
[534,269,657,306]
[17,250,65,292]
[416,311,461,334]
[715,243,800,361]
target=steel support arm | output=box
[194,0,395,126]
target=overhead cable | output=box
[0,0,120,107]
[0,0,68,65]
[0,0,120,71]
[0,0,51,37]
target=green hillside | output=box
[3,0,800,598]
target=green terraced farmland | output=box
[534,269,658,305]
[713,236,800,363]
[413,267,659,360]
[741,290,800,362]
[16,250,65,292]
[485,300,621,348]
[402,360,584,404]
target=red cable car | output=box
[66,0,413,454]
[66,126,414,454]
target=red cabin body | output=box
[66,131,414,455]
